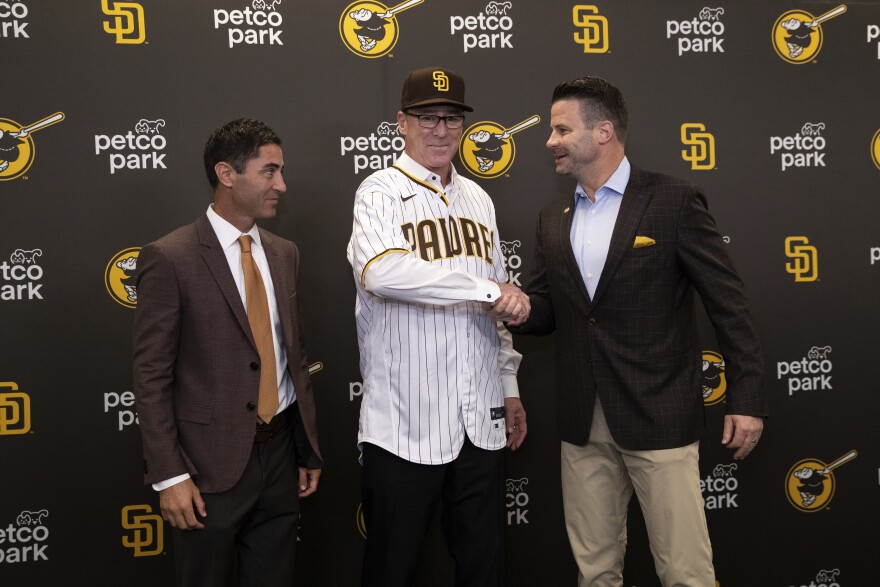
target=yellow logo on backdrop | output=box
[122,505,164,556]
[785,450,857,512]
[339,0,423,58]
[0,382,31,435]
[573,5,608,53]
[772,4,846,64]
[105,248,141,308]
[432,71,449,92]
[0,112,65,181]
[356,503,367,538]
[871,128,880,170]
[681,123,715,170]
[102,0,146,44]
[460,115,540,179]
[701,351,727,406]
[785,236,818,282]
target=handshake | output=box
[485,282,530,326]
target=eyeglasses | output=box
[405,112,465,129]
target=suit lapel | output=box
[261,230,295,351]
[195,215,256,350]
[591,167,652,308]
[558,199,593,303]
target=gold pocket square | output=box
[633,236,655,248]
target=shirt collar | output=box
[574,156,631,204]
[206,204,262,251]
[395,151,459,190]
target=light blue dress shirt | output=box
[569,157,631,299]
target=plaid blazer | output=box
[133,215,322,492]
[515,166,767,450]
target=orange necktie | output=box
[238,235,279,424]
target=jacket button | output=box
[250,362,259,370]
[588,317,597,324]
[246,402,256,411]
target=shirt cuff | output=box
[482,279,502,303]
[152,473,191,491]
[501,373,520,398]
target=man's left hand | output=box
[504,397,527,451]
[298,468,321,497]
[721,414,764,460]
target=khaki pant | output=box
[560,400,715,587]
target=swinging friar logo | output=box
[94,119,167,174]
[459,115,540,179]
[788,568,843,587]
[340,121,404,175]
[339,0,424,58]
[213,0,284,49]
[701,350,726,406]
[506,477,529,525]
[0,509,50,564]
[785,450,857,512]
[701,462,739,510]
[666,6,726,56]
[449,2,515,53]
[772,4,846,64]
[0,0,29,38]
[777,345,833,396]
[770,122,827,171]
[0,112,64,181]
[105,248,140,308]
[1,248,45,301]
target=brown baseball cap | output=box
[400,66,473,112]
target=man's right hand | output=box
[486,282,531,326]
[159,478,206,530]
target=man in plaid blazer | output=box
[510,76,768,586]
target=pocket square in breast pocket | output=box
[633,236,656,249]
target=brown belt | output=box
[254,408,289,443]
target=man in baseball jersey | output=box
[347,66,529,587]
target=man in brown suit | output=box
[511,77,767,586]
[133,118,322,586]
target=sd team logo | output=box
[573,5,608,53]
[0,382,31,435]
[702,351,726,406]
[785,450,856,512]
[785,236,818,282]
[105,248,140,308]
[681,123,715,170]
[339,0,423,58]
[871,128,880,170]
[101,0,146,45]
[772,4,846,64]
[460,115,539,178]
[0,113,64,181]
[121,505,164,556]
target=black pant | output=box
[172,411,300,587]
[360,438,506,587]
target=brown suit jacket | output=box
[133,214,322,493]
[514,166,767,450]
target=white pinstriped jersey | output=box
[347,152,521,465]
